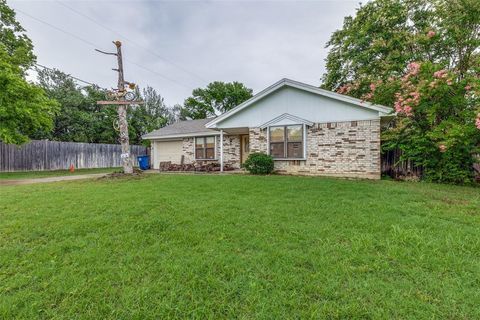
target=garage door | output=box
[154,140,183,168]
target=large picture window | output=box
[269,125,304,159]
[195,136,216,160]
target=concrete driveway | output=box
[0,173,109,186]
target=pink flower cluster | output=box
[337,82,360,95]
[337,84,351,94]
[433,69,448,79]
[427,30,436,38]
[394,64,424,117]
[394,93,414,116]
[476,114,480,130]
[407,62,421,76]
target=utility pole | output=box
[112,41,132,174]
[96,41,142,174]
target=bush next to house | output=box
[242,152,274,175]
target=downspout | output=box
[220,130,224,172]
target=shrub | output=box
[378,62,480,184]
[243,152,274,175]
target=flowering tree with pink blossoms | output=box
[379,62,480,183]
[322,0,480,183]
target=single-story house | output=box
[143,78,392,179]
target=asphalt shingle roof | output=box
[143,118,217,139]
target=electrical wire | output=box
[16,8,194,90]
[34,63,106,89]
[56,0,207,84]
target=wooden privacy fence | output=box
[381,148,423,179]
[0,140,147,172]
[381,148,480,181]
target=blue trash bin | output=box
[137,155,150,170]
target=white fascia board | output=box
[205,78,393,128]
[143,131,220,140]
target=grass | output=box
[0,174,479,319]
[0,167,120,180]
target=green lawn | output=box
[0,175,479,319]
[0,167,120,180]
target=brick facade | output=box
[181,135,241,169]
[177,119,380,179]
[249,128,267,153]
[249,119,381,179]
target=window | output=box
[195,136,216,159]
[269,126,285,158]
[269,125,304,159]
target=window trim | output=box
[194,136,217,160]
[267,124,307,160]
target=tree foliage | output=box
[322,0,480,183]
[181,81,253,119]
[0,0,35,71]
[35,67,176,145]
[322,0,479,102]
[0,57,59,144]
[382,62,480,183]
[129,86,175,145]
[0,0,58,144]
[34,67,116,143]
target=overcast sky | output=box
[10,0,360,106]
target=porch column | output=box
[220,130,224,172]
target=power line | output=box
[34,63,106,89]
[16,8,193,90]
[16,8,99,48]
[55,1,207,83]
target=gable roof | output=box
[259,113,314,129]
[142,118,218,140]
[206,78,392,129]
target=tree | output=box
[382,62,480,183]
[36,68,177,145]
[35,67,116,143]
[0,0,58,144]
[321,0,480,183]
[0,0,35,71]
[181,81,253,119]
[129,86,174,144]
[322,0,479,104]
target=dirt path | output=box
[0,173,108,186]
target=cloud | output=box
[11,0,359,106]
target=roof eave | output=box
[142,131,221,140]
[205,78,393,128]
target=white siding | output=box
[216,86,380,129]
[152,140,183,169]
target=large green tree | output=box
[0,0,34,71]
[181,81,253,119]
[129,86,175,144]
[322,0,479,103]
[321,0,480,184]
[36,68,176,145]
[0,0,58,144]
[35,67,117,143]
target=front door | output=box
[241,135,250,164]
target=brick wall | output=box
[249,119,381,179]
[249,128,267,153]
[222,135,241,168]
[181,135,241,168]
